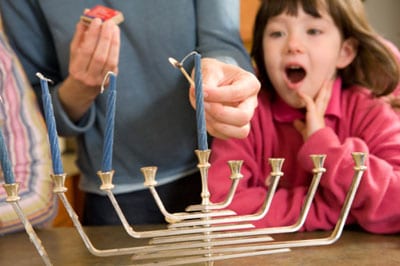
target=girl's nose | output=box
[286,33,304,54]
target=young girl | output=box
[208,0,400,234]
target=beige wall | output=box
[364,0,400,47]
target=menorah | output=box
[2,54,367,266]
[3,149,367,266]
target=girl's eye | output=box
[307,28,322,35]
[269,31,285,38]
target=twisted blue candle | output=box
[0,127,15,184]
[101,72,117,172]
[38,74,64,175]
[194,53,208,150]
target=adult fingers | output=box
[205,113,251,139]
[87,20,120,82]
[204,72,260,104]
[69,18,103,85]
[204,96,257,128]
[105,25,120,74]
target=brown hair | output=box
[251,0,400,97]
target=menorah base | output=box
[6,151,366,265]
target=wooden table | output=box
[0,226,399,266]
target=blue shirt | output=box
[0,0,253,194]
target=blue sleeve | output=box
[51,86,96,137]
[195,0,254,72]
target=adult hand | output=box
[59,18,120,121]
[189,58,260,139]
[293,80,333,140]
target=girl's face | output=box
[263,6,355,108]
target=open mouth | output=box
[285,66,306,84]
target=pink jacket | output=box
[209,78,400,234]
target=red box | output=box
[81,5,124,25]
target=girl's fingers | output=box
[298,91,316,113]
[315,79,333,114]
[296,82,330,139]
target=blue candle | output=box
[0,127,15,184]
[101,72,117,172]
[37,73,64,175]
[194,53,208,150]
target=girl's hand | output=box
[293,80,333,140]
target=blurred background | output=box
[240,0,400,49]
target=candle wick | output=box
[100,71,117,94]
[168,50,200,88]
[35,72,54,84]
[180,51,199,64]
[168,57,195,87]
